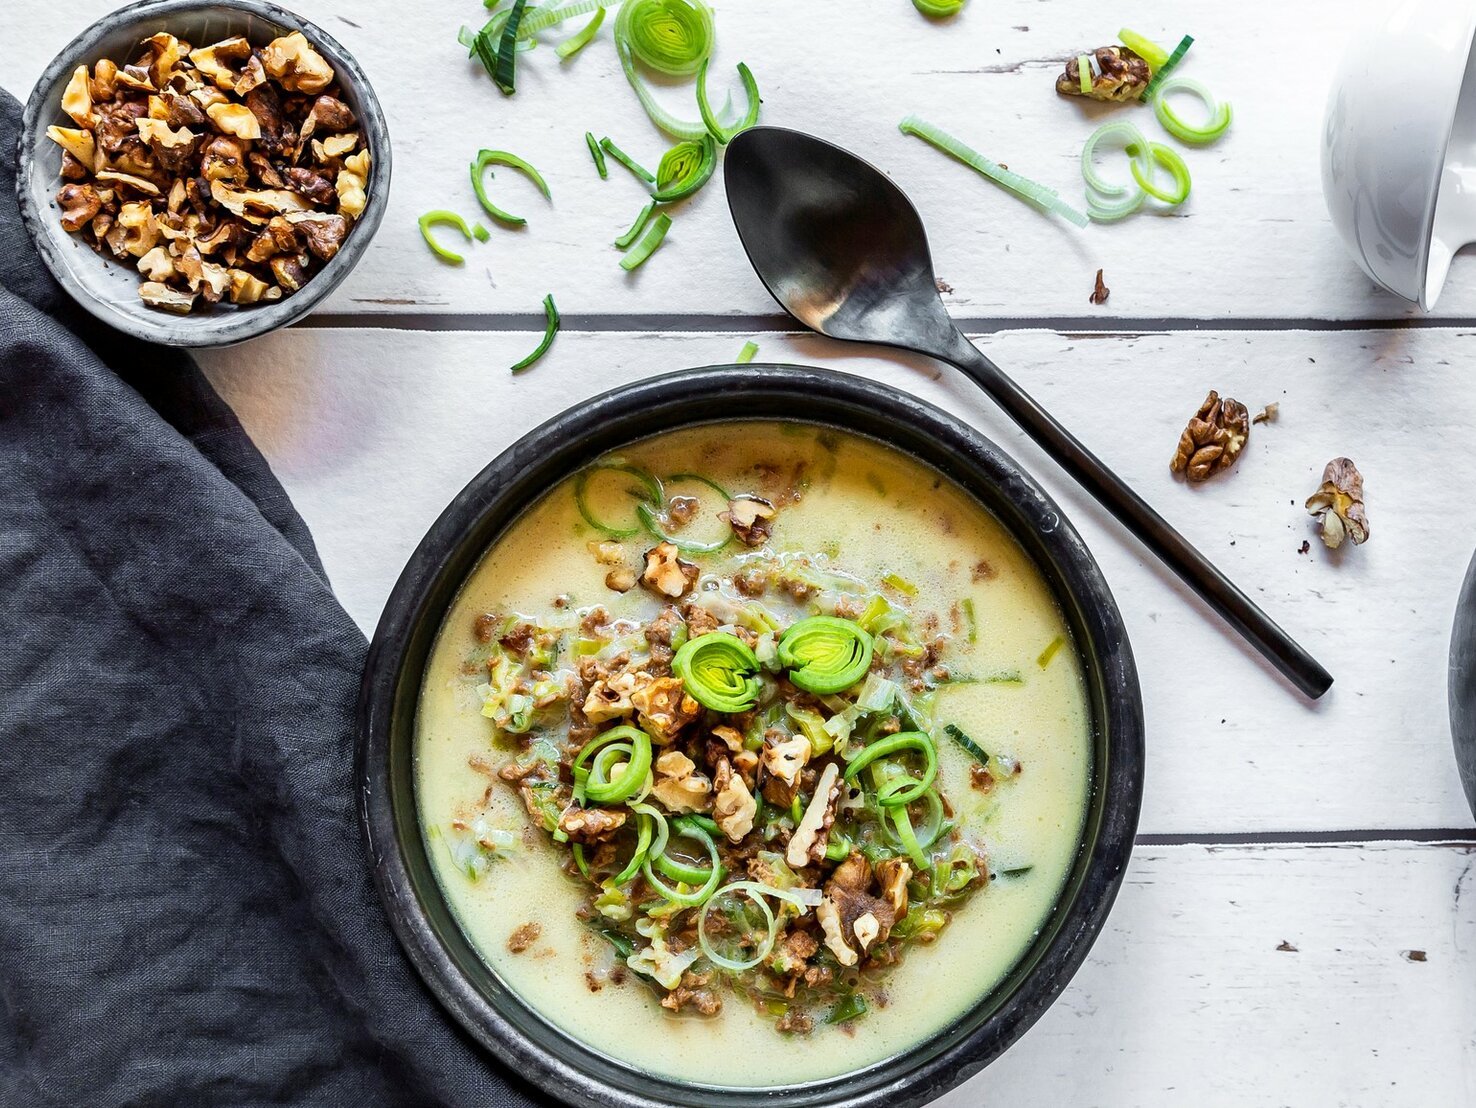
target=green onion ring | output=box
[470,149,552,227]
[912,0,966,16]
[1130,142,1192,206]
[600,137,656,183]
[1117,27,1168,70]
[613,0,714,75]
[586,131,608,178]
[554,6,605,58]
[899,115,1088,229]
[619,212,673,271]
[672,632,762,712]
[642,811,723,907]
[573,463,664,538]
[636,472,732,553]
[511,294,560,374]
[1080,120,1152,198]
[696,881,817,971]
[844,731,937,806]
[572,724,653,805]
[417,210,476,265]
[650,134,717,202]
[614,200,656,249]
[777,616,873,695]
[1139,34,1193,101]
[1153,76,1232,145]
[696,59,759,145]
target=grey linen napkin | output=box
[0,86,545,1107]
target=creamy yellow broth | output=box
[416,422,1091,1087]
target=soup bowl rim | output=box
[356,363,1145,1108]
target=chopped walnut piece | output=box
[650,750,712,812]
[641,542,699,599]
[1170,390,1250,482]
[824,853,898,955]
[206,101,261,140]
[46,125,96,169]
[1305,458,1368,549]
[630,676,700,742]
[762,732,811,788]
[557,806,628,843]
[712,758,757,842]
[1253,403,1279,425]
[720,495,777,546]
[261,31,335,94]
[336,148,370,218]
[605,567,637,593]
[874,858,912,917]
[55,183,102,233]
[137,281,195,314]
[1089,267,1109,305]
[1056,46,1151,101]
[507,922,541,954]
[786,762,842,868]
[816,897,857,967]
[61,66,94,126]
[290,211,349,260]
[581,669,642,723]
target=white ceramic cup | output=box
[1322,0,1476,309]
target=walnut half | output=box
[1305,458,1368,549]
[1170,390,1250,482]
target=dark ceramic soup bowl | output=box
[357,365,1145,1108]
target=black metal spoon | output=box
[724,125,1332,700]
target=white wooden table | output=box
[9,1,1476,1102]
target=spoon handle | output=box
[941,332,1332,699]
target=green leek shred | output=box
[470,149,551,227]
[1140,34,1194,100]
[511,294,560,373]
[614,201,657,249]
[826,993,869,1024]
[944,723,990,767]
[585,131,608,178]
[618,211,672,270]
[912,0,967,16]
[493,0,530,94]
[735,340,759,364]
[417,210,477,265]
[600,137,656,183]
[696,59,761,144]
[555,5,605,59]
[1037,636,1065,669]
[1117,28,1169,70]
[961,597,977,643]
[651,134,717,202]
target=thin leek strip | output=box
[619,212,672,270]
[1086,189,1146,223]
[672,633,762,712]
[614,201,656,248]
[614,0,714,75]
[1130,142,1191,206]
[600,137,656,183]
[960,597,977,642]
[1117,28,1168,70]
[572,724,653,804]
[470,149,551,227]
[1139,34,1193,101]
[696,59,760,144]
[1037,635,1065,669]
[472,222,491,242]
[417,210,476,265]
[555,6,605,58]
[642,812,723,907]
[1153,76,1232,145]
[912,0,966,16]
[843,731,937,806]
[899,115,1088,229]
[943,722,989,766]
[586,131,608,178]
[520,0,604,36]
[573,463,663,537]
[696,881,815,972]
[735,341,758,364]
[881,572,917,597]
[616,40,710,141]
[573,806,653,884]
[1080,120,1152,198]
[493,0,531,94]
[879,780,931,870]
[1077,55,1092,95]
[777,616,873,694]
[650,134,717,202]
[637,471,732,553]
[511,294,560,374]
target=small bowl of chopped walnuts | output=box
[17,0,390,346]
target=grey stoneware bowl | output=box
[16,0,390,347]
[357,365,1146,1108]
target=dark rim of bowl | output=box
[357,364,1145,1108]
[16,0,391,348]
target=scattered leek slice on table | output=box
[493,0,531,93]
[470,149,551,226]
[601,136,656,183]
[1077,54,1092,95]
[418,210,480,264]
[912,0,967,16]
[899,115,1089,228]
[613,0,716,140]
[585,131,608,177]
[651,134,718,201]
[696,59,760,144]
[1117,27,1168,70]
[511,294,560,373]
[1153,76,1233,144]
[735,340,758,363]
[1140,34,1193,100]
[614,201,657,248]
[619,211,672,270]
[1130,142,1191,206]
[555,6,606,58]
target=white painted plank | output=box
[938,842,1476,1108]
[201,326,1476,832]
[7,0,1471,321]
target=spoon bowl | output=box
[725,126,1333,700]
